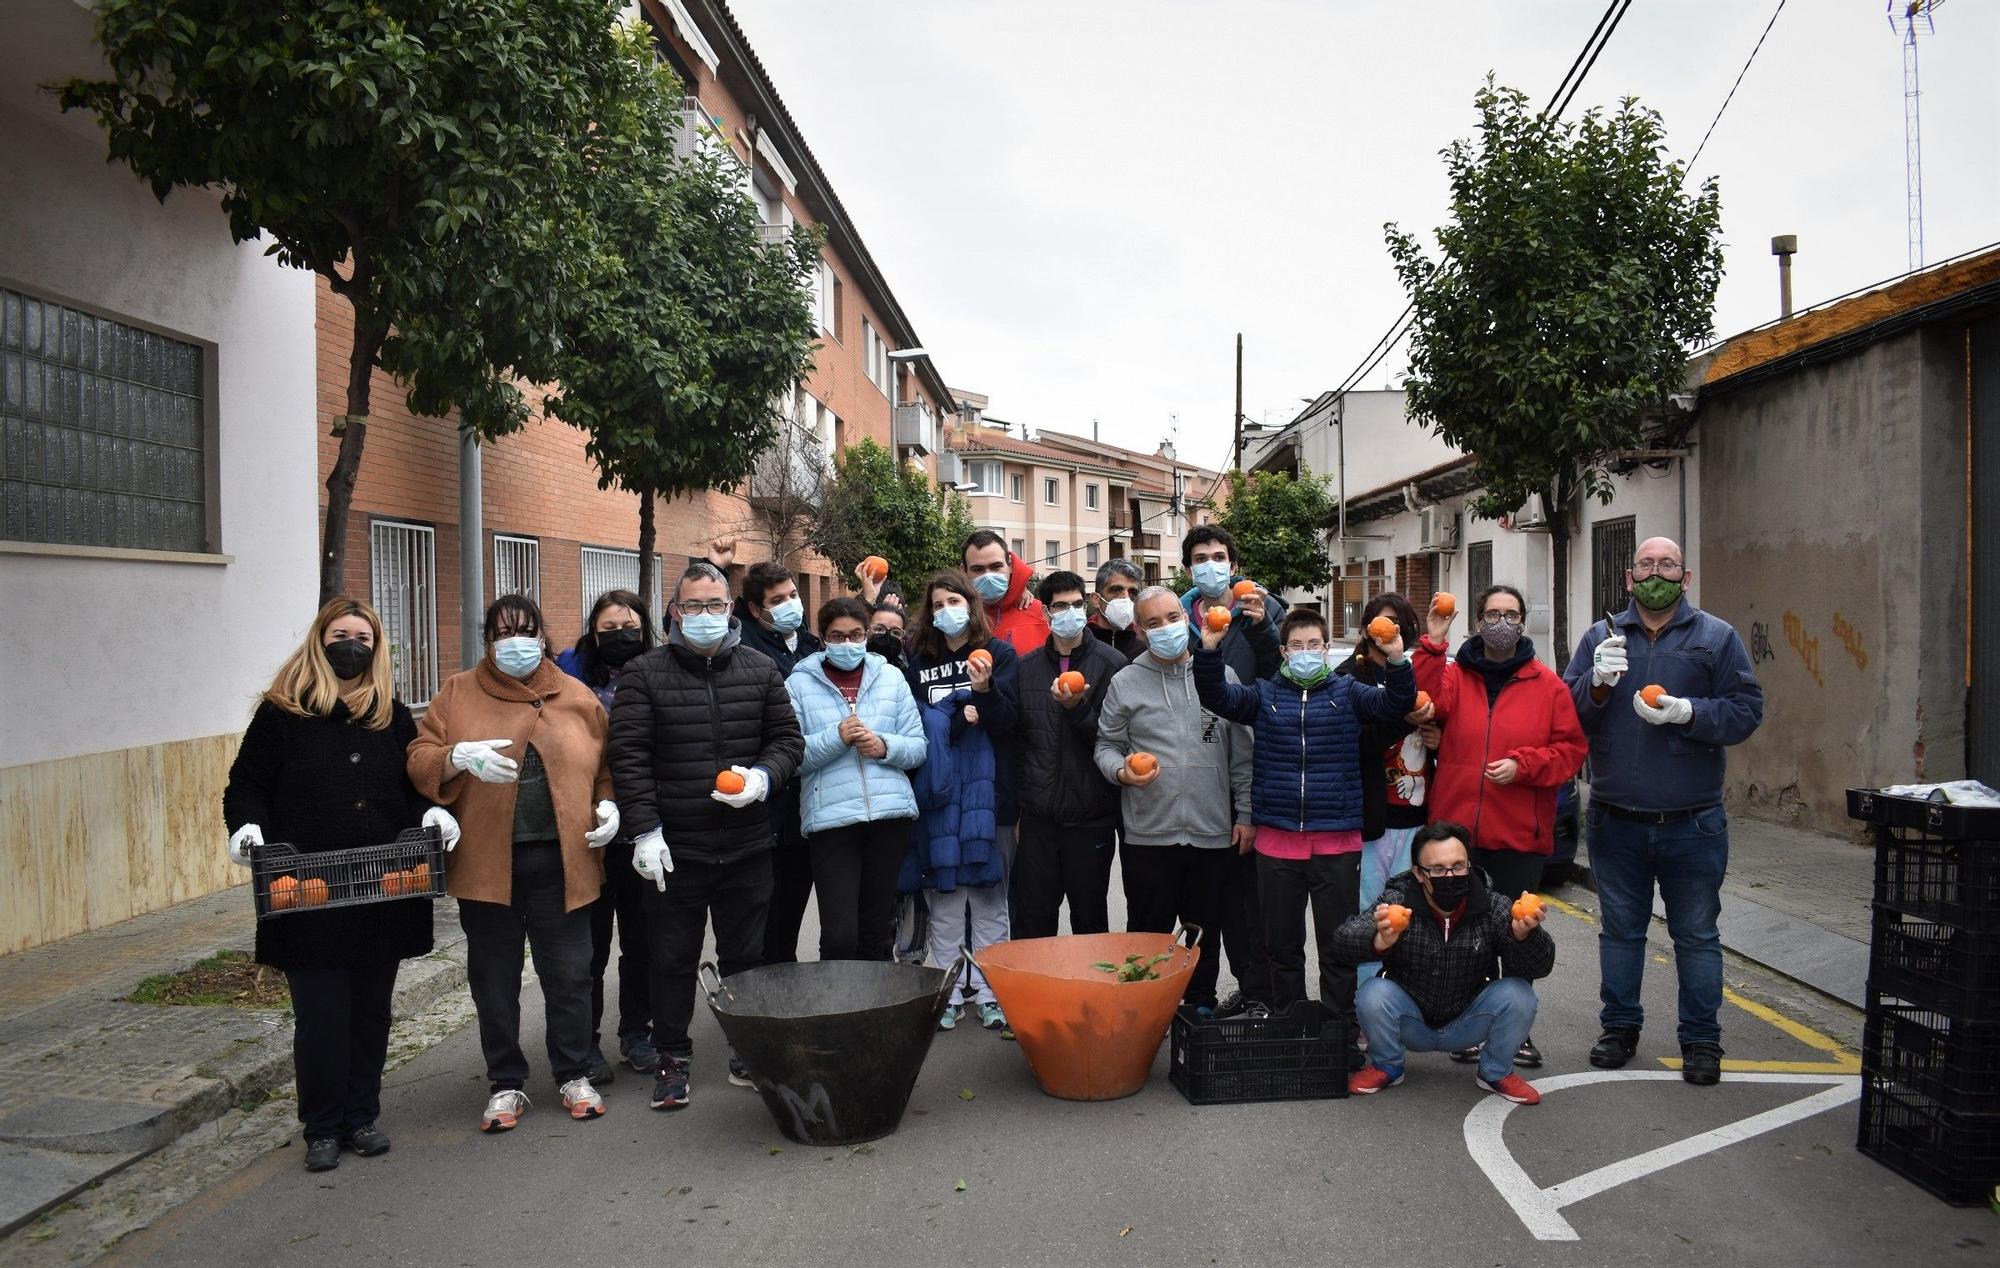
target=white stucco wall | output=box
[0,2,319,768]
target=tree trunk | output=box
[1548,491,1572,673]
[637,489,656,612]
[320,297,388,605]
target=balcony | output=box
[674,96,716,160]
[1132,531,1162,551]
[893,402,935,456]
[747,422,827,510]
[1108,506,1130,531]
[756,222,792,248]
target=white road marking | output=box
[1463,1070,1862,1241]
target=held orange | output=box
[1367,615,1399,643]
[1432,592,1457,619]
[1384,904,1411,933]
[1640,684,1667,708]
[1232,580,1258,601]
[1057,670,1086,695]
[861,555,889,583]
[300,878,330,907]
[1512,894,1545,922]
[715,770,747,796]
[1415,690,1431,711]
[967,648,993,671]
[269,875,299,910]
[1127,752,1158,778]
[1204,606,1232,632]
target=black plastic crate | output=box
[1849,787,2000,837]
[1867,911,2000,1019]
[1857,1077,2000,1207]
[1868,827,2000,928]
[250,827,444,921]
[1168,1002,1348,1105]
[1862,999,2000,1113]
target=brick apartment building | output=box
[320,0,956,705]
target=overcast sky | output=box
[732,0,1999,468]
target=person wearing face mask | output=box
[608,562,805,1110]
[408,595,620,1134]
[224,598,460,1172]
[866,602,909,669]
[1562,536,1763,1087]
[1335,823,1553,1104]
[1089,558,1147,661]
[903,572,1022,1031]
[961,529,1051,653]
[785,598,926,961]
[556,591,660,1082]
[1195,607,1417,1063]
[1012,571,1128,939]
[1093,587,1254,1015]
[1417,583,1586,1071]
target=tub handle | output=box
[1175,923,1204,949]
[937,952,968,1010]
[697,961,734,1007]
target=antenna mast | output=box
[1888,1,1944,271]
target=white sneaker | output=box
[560,1076,606,1120]
[481,1089,530,1133]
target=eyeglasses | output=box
[1479,612,1525,627]
[823,631,868,645]
[1283,641,1328,654]
[676,599,730,617]
[867,624,902,638]
[1632,562,1686,580]
[1419,862,1472,878]
[1046,599,1087,614]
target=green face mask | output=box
[1631,575,1684,612]
[1281,660,1331,689]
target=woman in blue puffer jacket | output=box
[786,597,926,961]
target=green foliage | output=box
[808,440,976,590]
[1214,467,1337,595]
[1091,952,1173,982]
[1385,80,1723,517]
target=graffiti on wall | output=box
[1748,622,1777,664]
[1831,612,1869,672]
[1782,611,1824,687]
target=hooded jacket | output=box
[607,619,805,863]
[1419,635,1587,856]
[786,651,925,835]
[905,636,1022,825]
[1016,632,1127,828]
[1331,868,1555,1028]
[733,597,823,677]
[1180,576,1286,684]
[902,686,1001,892]
[983,553,1052,653]
[1093,652,1252,849]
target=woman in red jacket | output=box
[1418,583,1586,1067]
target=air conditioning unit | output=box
[1511,493,1550,531]
[1346,545,1371,565]
[1418,506,1459,553]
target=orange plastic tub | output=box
[972,930,1201,1101]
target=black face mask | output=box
[596,628,645,667]
[1426,872,1472,908]
[867,633,905,665]
[324,638,374,680]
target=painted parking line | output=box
[1464,1070,1862,1242]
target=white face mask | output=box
[1102,597,1135,630]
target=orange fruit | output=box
[1205,606,1232,631]
[381,870,404,898]
[1384,903,1411,932]
[1640,684,1667,708]
[1127,752,1158,778]
[716,770,746,796]
[269,875,299,911]
[1232,580,1258,601]
[1432,592,1457,619]
[967,648,993,671]
[1057,670,1086,694]
[1512,894,1545,922]
[1367,615,1399,643]
[1415,690,1431,711]
[861,555,889,583]
[408,862,431,891]
[300,878,330,907]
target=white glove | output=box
[1633,689,1694,727]
[709,765,770,809]
[450,738,519,784]
[228,823,262,867]
[1591,634,1629,687]
[585,800,620,848]
[632,828,673,892]
[422,806,461,852]
[1395,774,1421,802]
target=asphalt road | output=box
[91,880,1997,1268]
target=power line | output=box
[1552,0,1634,119]
[1688,0,1787,170]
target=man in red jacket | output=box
[962,530,1051,653]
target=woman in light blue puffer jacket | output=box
[787,597,927,961]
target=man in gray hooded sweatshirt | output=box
[1094,586,1254,1013]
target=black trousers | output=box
[1222,844,1276,1003]
[809,821,908,961]
[1120,844,1230,1009]
[1257,850,1362,1019]
[762,804,813,964]
[588,840,652,1050]
[643,852,772,1058]
[285,961,399,1138]
[458,843,596,1092]
[1011,814,1116,939]
[1475,848,1548,901]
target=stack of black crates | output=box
[1847,788,2000,1206]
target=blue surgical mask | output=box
[973,570,1010,603]
[768,597,804,633]
[681,612,729,649]
[493,636,543,679]
[1050,608,1088,641]
[1286,650,1327,681]
[1192,560,1231,599]
[1146,620,1190,660]
[933,604,970,637]
[824,641,866,671]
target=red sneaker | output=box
[1348,1065,1404,1095]
[1478,1072,1541,1105]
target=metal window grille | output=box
[1467,540,1493,602]
[493,534,540,606]
[1,286,209,551]
[1591,516,1637,620]
[370,522,439,707]
[581,545,663,628]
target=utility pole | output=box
[1232,333,1243,470]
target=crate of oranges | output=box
[251,826,445,921]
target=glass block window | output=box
[1,287,210,552]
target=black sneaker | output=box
[1682,1041,1724,1086]
[587,1044,616,1086]
[342,1124,391,1157]
[304,1137,341,1172]
[623,1036,660,1074]
[1212,991,1248,1019]
[1589,1028,1641,1069]
[1514,1037,1544,1069]
[651,1054,691,1111]
[727,1054,754,1088]
[1449,1044,1483,1064]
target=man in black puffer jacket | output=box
[1013,570,1128,938]
[610,562,803,1111]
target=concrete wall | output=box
[1700,329,1967,834]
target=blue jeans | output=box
[1355,975,1537,1085]
[1589,804,1729,1046]
[1356,826,1419,987]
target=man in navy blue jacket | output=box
[1562,536,1763,1087]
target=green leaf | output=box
[954,1179,967,1192]
[957,1087,976,1101]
